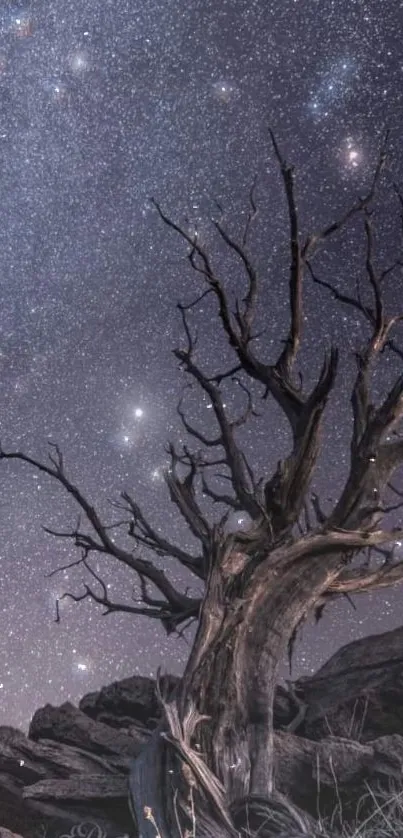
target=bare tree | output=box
[2,130,403,837]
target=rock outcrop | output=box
[78,674,179,731]
[1,627,403,837]
[283,625,403,743]
[29,701,149,757]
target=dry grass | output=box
[141,780,403,837]
[321,783,403,838]
[141,786,403,838]
[315,698,403,837]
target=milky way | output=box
[0,0,402,730]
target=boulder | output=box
[0,725,129,783]
[22,774,128,801]
[273,730,403,824]
[0,765,131,838]
[29,702,149,757]
[0,725,133,838]
[79,673,180,730]
[284,625,403,743]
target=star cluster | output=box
[0,0,402,729]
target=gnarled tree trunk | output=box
[128,542,353,838]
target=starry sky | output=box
[0,0,402,731]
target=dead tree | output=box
[2,130,403,837]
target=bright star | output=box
[212,80,237,103]
[13,13,33,37]
[43,79,70,104]
[69,50,90,73]
[340,137,363,172]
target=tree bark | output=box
[128,542,345,838]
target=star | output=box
[68,50,90,73]
[340,137,363,171]
[10,12,33,37]
[211,80,237,104]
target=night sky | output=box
[0,0,402,731]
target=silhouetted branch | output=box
[115,489,206,580]
[0,443,203,618]
[164,442,213,545]
[242,174,258,248]
[54,555,202,635]
[200,473,242,511]
[45,554,87,579]
[173,305,262,520]
[177,386,222,448]
[269,128,303,376]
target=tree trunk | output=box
[129,543,346,838]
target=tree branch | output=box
[163,443,213,549]
[153,132,393,545]
[55,557,201,636]
[174,305,262,520]
[328,556,403,596]
[269,128,303,376]
[151,195,305,433]
[0,444,203,617]
[114,490,206,580]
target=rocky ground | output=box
[3,625,403,838]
